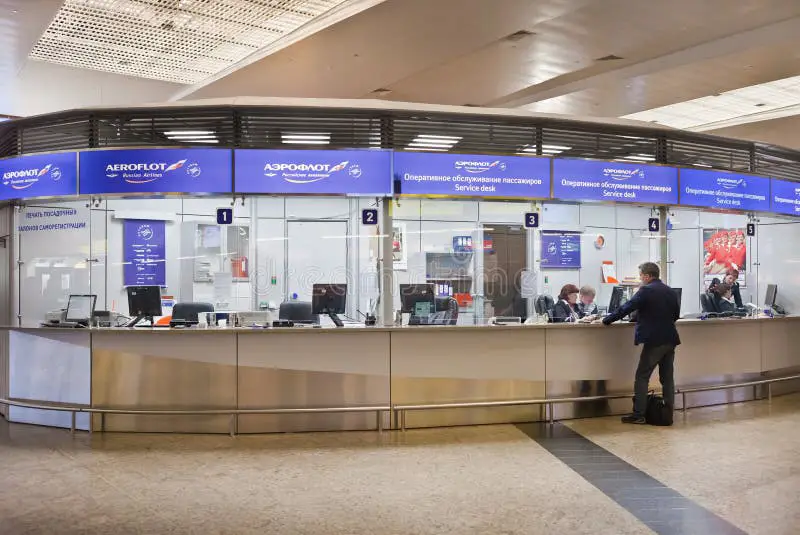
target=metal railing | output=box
[0,399,390,436]
[1,373,798,435]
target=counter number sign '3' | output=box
[217,208,233,225]
[524,212,539,228]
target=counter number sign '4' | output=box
[648,218,659,232]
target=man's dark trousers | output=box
[633,344,676,417]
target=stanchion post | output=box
[70,411,76,435]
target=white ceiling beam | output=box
[169,0,388,102]
[487,16,800,109]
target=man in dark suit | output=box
[602,262,680,424]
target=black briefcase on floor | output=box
[645,393,673,426]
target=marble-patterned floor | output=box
[1,393,799,535]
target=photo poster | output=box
[393,223,407,270]
[123,219,166,287]
[702,228,746,287]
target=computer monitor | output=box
[608,286,624,314]
[399,284,436,322]
[126,286,162,327]
[311,284,347,327]
[765,284,778,308]
[66,295,96,325]
[671,287,682,316]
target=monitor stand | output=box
[327,312,344,328]
[126,315,153,328]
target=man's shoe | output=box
[621,414,646,424]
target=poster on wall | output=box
[541,232,581,269]
[392,223,407,270]
[702,228,746,287]
[123,219,166,287]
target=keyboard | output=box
[40,321,84,328]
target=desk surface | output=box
[2,314,797,335]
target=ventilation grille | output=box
[29,0,352,84]
[1,105,800,184]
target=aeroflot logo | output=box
[2,163,62,190]
[716,177,745,189]
[105,159,201,184]
[602,167,643,181]
[454,160,506,174]
[263,160,362,184]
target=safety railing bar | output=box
[0,398,389,416]
[677,374,800,394]
[393,393,634,412]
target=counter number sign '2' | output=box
[362,208,378,225]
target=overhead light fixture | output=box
[517,144,571,155]
[164,130,218,143]
[622,154,656,162]
[406,134,462,151]
[281,133,331,145]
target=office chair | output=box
[534,295,555,322]
[171,302,214,325]
[279,301,315,323]
[434,296,459,325]
[700,293,718,313]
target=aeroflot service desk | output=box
[2,317,800,434]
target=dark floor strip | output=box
[516,423,747,535]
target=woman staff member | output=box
[714,283,736,313]
[723,268,743,308]
[553,284,581,323]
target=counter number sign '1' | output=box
[217,208,233,225]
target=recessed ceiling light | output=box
[372,88,392,96]
[596,54,623,61]
[504,30,535,42]
[406,134,461,151]
[282,132,331,145]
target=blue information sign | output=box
[80,148,232,195]
[541,232,581,269]
[235,149,391,195]
[123,219,166,287]
[770,178,800,216]
[393,152,550,198]
[679,169,770,212]
[552,159,678,204]
[0,152,78,200]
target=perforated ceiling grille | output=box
[30,0,353,84]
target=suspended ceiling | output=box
[2,0,800,148]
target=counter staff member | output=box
[602,262,680,424]
[552,284,580,323]
[577,285,598,319]
[723,268,743,308]
[714,283,736,313]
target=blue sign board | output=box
[235,149,391,195]
[679,169,770,212]
[123,219,166,287]
[80,149,232,195]
[0,152,78,200]
[393,152,550,198]
[541,232,581,269]
[770,178,800,216]
[552,159,678,204]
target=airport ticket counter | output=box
[2,99,800,434]
[3,315,800,433]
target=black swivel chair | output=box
[433,296,459,325]
[534,295,555,322]
[700,293,718,313]
[171,302,214,326]
[279,301,315,323]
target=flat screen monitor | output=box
[66,294,96,324]
[399,284,436,316]
[311,284,347,314]
[671,287,682,316]
[765,284,777,307]
[608,286,624,314]
[126,286,162,326]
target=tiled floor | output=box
[1,394,799,534]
